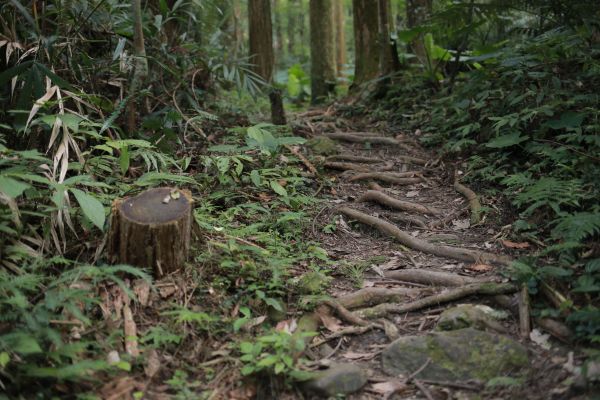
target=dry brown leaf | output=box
[241,315,267,332]
[123,303,139,357]
[227,383,257,400]
[371,380,408,397]
[502,240,530,249]
[275,319,298,334]
[469,263,494,272]
[158,284,177,298]
[144,349,161,378]
[319,313,343,333]
[100,376,139,400]
[133,279,150,306]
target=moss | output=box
[307,136,337,155]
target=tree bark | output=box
[108,188,193,278]
[378,0,396,75]
[273,0,284,59]
[287,0,297,56]
[309,0,336,103]
[406,0,432,63]
[248,0,287,124]
[128,0,148,135]
[352,0,380,87]
[334,0,346,76]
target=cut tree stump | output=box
[108,187,193,277]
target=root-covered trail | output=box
[295,109,575,400]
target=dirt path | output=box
[295,111,573,399]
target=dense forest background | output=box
[1,0,599,398]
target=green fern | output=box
[552,212,600,241]
[514,177,583,216]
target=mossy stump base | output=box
[108,187,192,278]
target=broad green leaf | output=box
[485,133,528,148]
[0,176,30,198]
[250,170,261,187]
[270,180,287,197]
[119,145,130,175]
[546,112,584,130]
[0,352,9,368]
[70,188,105,230]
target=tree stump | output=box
[108,187,193,277]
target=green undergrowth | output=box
[379,27,600,344]
[0,122,331,397]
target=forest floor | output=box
[281,107,585,400]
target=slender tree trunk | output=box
[298,0,307,59]
[248,0,287,124]
[273,0,284,60]
[128,0,148,135]
[378,0,396,75]
[309,0,336,103]
[334,0,346,76]
[352,0,380,87]
[406,0,432,63]
[232,0,243,55]
[287,0,297,56]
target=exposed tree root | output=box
[396,155,427,166]
[368,182,385,191]
[338,287,426,310]
[384,212,428,229]
[536,318,573,342]
[326,154,383,164]
[383,269,481,287]
[310,325,376,348]
[324,132,416,152]
[322,299,370,326]
[338,207,511,265]
[358,190,441,216]
[454,177,482,224]
[324,161,371,172]
[354,282,518,319]
[348,172,423,185]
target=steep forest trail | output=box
[291,108,575,400]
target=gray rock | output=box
[307,136,337,155]
[381,328,528,382]
[304,363,367,397]
[436,304,508,333]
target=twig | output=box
[338,207,511,265]
[359,190,441,215]
[285,144,318,176]
[414,380,435,400]
[355,282,518,319]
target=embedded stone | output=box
[304,363,367,397]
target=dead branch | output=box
[338,207,511,265]
[519,284,531,339]
[324,161,371,172]
[285,144,318,176]
[349,172,423,185]
[338,287,425,310]
[322,299,370,326]
[536,318,573,342]
[358,190,441,216]
[354,282,518,319]
[327,154,383,164]
[454,177,482,224]
[383,269,481,287]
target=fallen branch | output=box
[349,172,423,185]
[519,284,531,339]
[383,269,481,287]
[322,299,370,326]
[324,161,371,172]
[285,144,318,176]
[338,287,425,310]
[338,207,511,265]
[358,190,441,216]
[354,282,518,319]
[326,154,383,164]
[454,177,482,224]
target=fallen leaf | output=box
[383,319,400,340]
[405,190,420,198]
[469,263,493,272]
[275,319,297,334]
[158,285,177,298]
[123,303,139,357]
[144,349,161,378]
[371,380,408,396]
[377,257,402,271]
[502,240,530,249]
[319,313,343,332]
[530,329,551,350]
[241,315,267,332]
[133,279,150,306]
[452,219,470,230]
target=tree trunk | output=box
[334,0,346,76]
[378,0,396,75]
[232,0,243,55]
[352,0,380,87]
[108,188,193,278]
[128,0,149,136]
[248,0,287,124]
[287,0,297,56]
[273,0,284,59]
[406,0,432,63]
[309,0,336,103]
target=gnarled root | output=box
[358,190,441,216]
[454,177,482,224]
[338,287,426,310]
[349,172,423,185]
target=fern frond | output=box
[552,212,600,241]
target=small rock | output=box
[307,136,337,155]
[436,304,508,333]
[304,363,367,397]
[107,350,120,365]
[381,328,528,382]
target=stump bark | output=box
[108,187,193,277]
